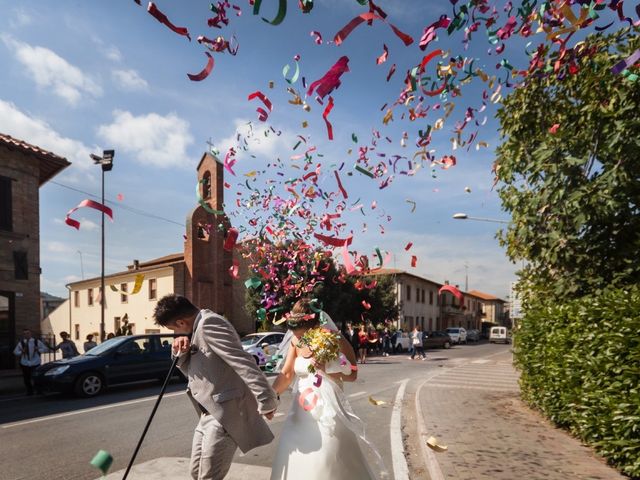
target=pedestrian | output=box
[154,294,277,480]
[344,322,360,355]
[357,325,368,364]
[57,331,80,359]
[13,329,48,395]
[106,332,115,340]
[410,326,426,360]
[84,334,97,353]
[381,327,391,356]
[390,328,398,354]
[367,327,379,356]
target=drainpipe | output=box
[66,284,72,340]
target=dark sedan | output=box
[423,331,452,349]
[33,334,184,397]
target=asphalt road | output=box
[0,341,508,480]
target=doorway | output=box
[0,291,16,369]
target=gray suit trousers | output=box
[190,413,237,480]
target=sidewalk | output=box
[98,458,270,479]
[413,350,624,480]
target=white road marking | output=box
[424,383,518,392]
[390,378,410,480]
[471,359,490,364]
[348,391,367,399]
[1,391,185,429]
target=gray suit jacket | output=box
[176,310,278,453]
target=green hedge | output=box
[514,286,640,477]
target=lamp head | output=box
[452,213,468,220]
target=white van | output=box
[489,326,509,344]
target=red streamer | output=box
[248,91,273,121]
[306,56,350,100]
[333,12,413,47]
[322,96,335,140]
[65,199,113,230]
[187,52,214,81]
[147,2,191,41]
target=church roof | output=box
[0,133,71,185]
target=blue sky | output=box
[0,0,524,299]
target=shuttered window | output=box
[14,251,28,280]
[0,175,12,232]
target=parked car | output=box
[393,331,412,352]
[466,329,481,342]
[241,332,285,366]
[33,334,184,397]
[423,331,452,349]
[489,326,510,344]
[445,327,467,344]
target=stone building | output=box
[0,134,70,369]
[42,152,253,348]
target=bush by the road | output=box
[514,286,640,477]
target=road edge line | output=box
[390,378,410,480]
[415,377,445,480]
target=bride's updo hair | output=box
[287,298,321,330]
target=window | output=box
[202,171,212,199]
[148,278,157,300]
[74,291,80,308]
[422,289,426,303]
[406,285,411,301]
[88,288,94,306]
[74,324,80,340]
[114,316,121,332]
[429,290,434,305]
[13,251,28,280]
[120,283,128,303]
[0,175,12,231]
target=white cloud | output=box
[64,274,81,283]
[79,218,99,231]
[9,8,33,28]
[112,69,148,91]
[46,241,74,254]
[2,35,102,105]
[97,110,194,168]
[0,99,97,171]
[104,46,122,62]
[216,118,297,161]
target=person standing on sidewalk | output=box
[57,331,80,359]
[358,325,368,364]
[83,334,97,352]
[410,326,426,360]
[13,329,48,395]
[381,327,391,357]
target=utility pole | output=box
[464,261,469,292]
[77,250,84,279]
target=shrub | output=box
[515,286,640,477]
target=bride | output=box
[270,298,386,480]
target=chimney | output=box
[444,280,450,285]
[133,259,140,270]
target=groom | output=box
[154,294,278,480]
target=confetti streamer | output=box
[333,12,413,47]
[310,30,323,44]
[386,63,396,81]
[252,0,287,25]
[196,179,224,214]
[611,48,640,75]
[406,199,416,212]
[334,170,348,199]
[248,91,273,121]
[65,199,113,230]
[229,259,239,278]
[405,242,413,251]
[307,56,350,99]
[369,396,388,406]
[411,255,417,267]
[90,450,113,476]
[439,284,464,306]
[109,274,145,294]
[426,436,448,452]
[223,227,239,251]
[323,96,335,140]
[376,44,389,64]
[283,57,300,84]
[147,2,191,41]
[314,233,353,247]
[187,52,214,81]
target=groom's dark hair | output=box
[154,294,199,327]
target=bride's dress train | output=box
[270,356,386,480]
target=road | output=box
[0,341,509,480]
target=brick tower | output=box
[184,152,233,315]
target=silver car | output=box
[445,327,467,344]
[240,332,285,366]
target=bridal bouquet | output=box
[298,328,342,374]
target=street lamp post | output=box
[91,150,114,342]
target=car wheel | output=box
[443,341,451,349]
[74,372,103,397]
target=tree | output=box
[243,241,398,331]
[495,27,640,301]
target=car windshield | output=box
[85,337,129,356]
[241,335,263,346]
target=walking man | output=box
[13,329,47,395]
[154,294,278,480]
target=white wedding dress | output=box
[270,356,385,480]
